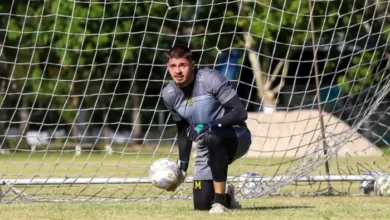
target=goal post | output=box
[1,0,390,202]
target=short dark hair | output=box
[167,45,193,62]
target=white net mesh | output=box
[0,0,389,202]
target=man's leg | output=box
[193,180,214,210]
[192,144,214,211]
[204,127,238,210]
[213,182,226,194]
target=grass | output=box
[1,197,390,220]
[1,147,390,219]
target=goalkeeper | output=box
[162,45,252,214]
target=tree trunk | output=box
[103,107,110,146]
[244,33,289,113]
[18,97,29,135]
[0,80,10,152]
[0,48,11,152]
[102,106,113,154]
[131,81,143,145]
[71,96,79,138]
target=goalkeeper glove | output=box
[187,121,220,142]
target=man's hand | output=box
[187,121,219,142]
[166,170,187,192]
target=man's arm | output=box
[210,71,248,127]
[162,98,192,171]
[175,120,192,171]
[213,95,247,127]
[186,72,248,141]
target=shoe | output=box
[226,184,242,209]
[209,203,228,214]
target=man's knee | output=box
[193,180,214,210]
[206,128,239,161]
[205,130,222,150]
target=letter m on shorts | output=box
[194,180,202,189]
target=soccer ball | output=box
[149,158,181,190]
[360,171,385,195]
[238,171,264,196]
[374,173,390,196]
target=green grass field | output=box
[1,147,390,219]
[1,197,390,219]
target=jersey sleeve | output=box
[162,86,183,122]
[162,85,192,169]
[163,99,182,122]
[208,70,237,104]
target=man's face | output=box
[167,58,195,87]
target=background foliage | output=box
[0,0,388,146]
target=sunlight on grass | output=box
[1,148,388,202]
[1,197,390,220]
[1,147,390,219]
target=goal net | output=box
[0,0,389,202]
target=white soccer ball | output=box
[149,158,181,190]
[374,173,390,196]
[238,171,264,196]
[359,171,385,195]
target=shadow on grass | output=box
[242,205,314,211]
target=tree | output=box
[186,0,337,111]
[0,45,11,152]
[232,0,312,111]
[226,0,388,111]
[1,1,183,147]
[338,50,385,94]
[324,0,390,96]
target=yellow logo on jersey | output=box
[194,180,201,189]
[187,98,194,107]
